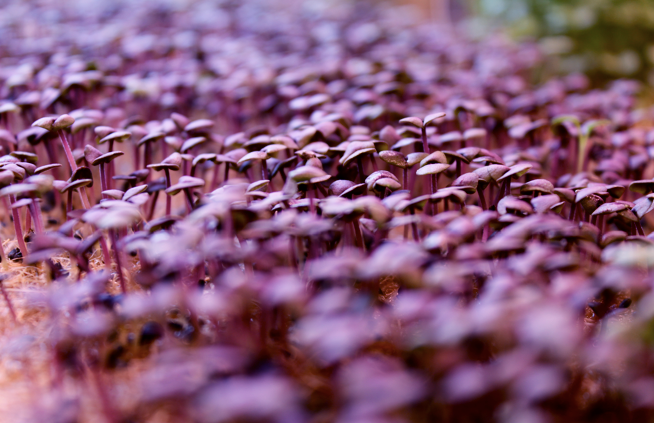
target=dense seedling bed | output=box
[1,0,654,422]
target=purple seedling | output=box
[137,131,165,173]
[95,130,128,180]
[287,166,330,214]
[147,153,182,216]
[190,153,217,178]
[442,150,470,178]
[416,152,449,214]
[378,150,409,189]
[91,151,125,197]
[32,114,77,176]
[366,170,401,200]
[166,176,205,214]
[399,113,445,153]
[340,141,376,182]
[238,150,269,182]
[59,179,93,218]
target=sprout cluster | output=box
[1,1,654,422]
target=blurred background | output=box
[3,0,654,87]
[406,0,654,85]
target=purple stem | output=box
[57,131,77,175]
[569,203,577,221]
[482,223,490,242]
[100,163,108,199]
[352,219,364,250]
[409,167,417,197]
[429,174,436,215]
[164,169,172,216]
[357,157,366,183]
[0,282,17,323]
[8,195,27,257]
[143,142,152,169]
[184,188,194,214]
[80,187,92,209]
[409,208,420,242]
[420,127,429,153]
[24,208,31,234]
[494,180,509,208]
[147,190,160,221]
[98,233,112,272]
[109,229,127,294]
[0,234,7,268]
[308,184,316,215]
[210,163,221,191]
[478,188,487,210]
[133,143,140,173]
[370,155,378,172]
[108,140,115,187]
[66,190,73,218]
[30,199,44,235]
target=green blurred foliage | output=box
[467,0,654,84]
